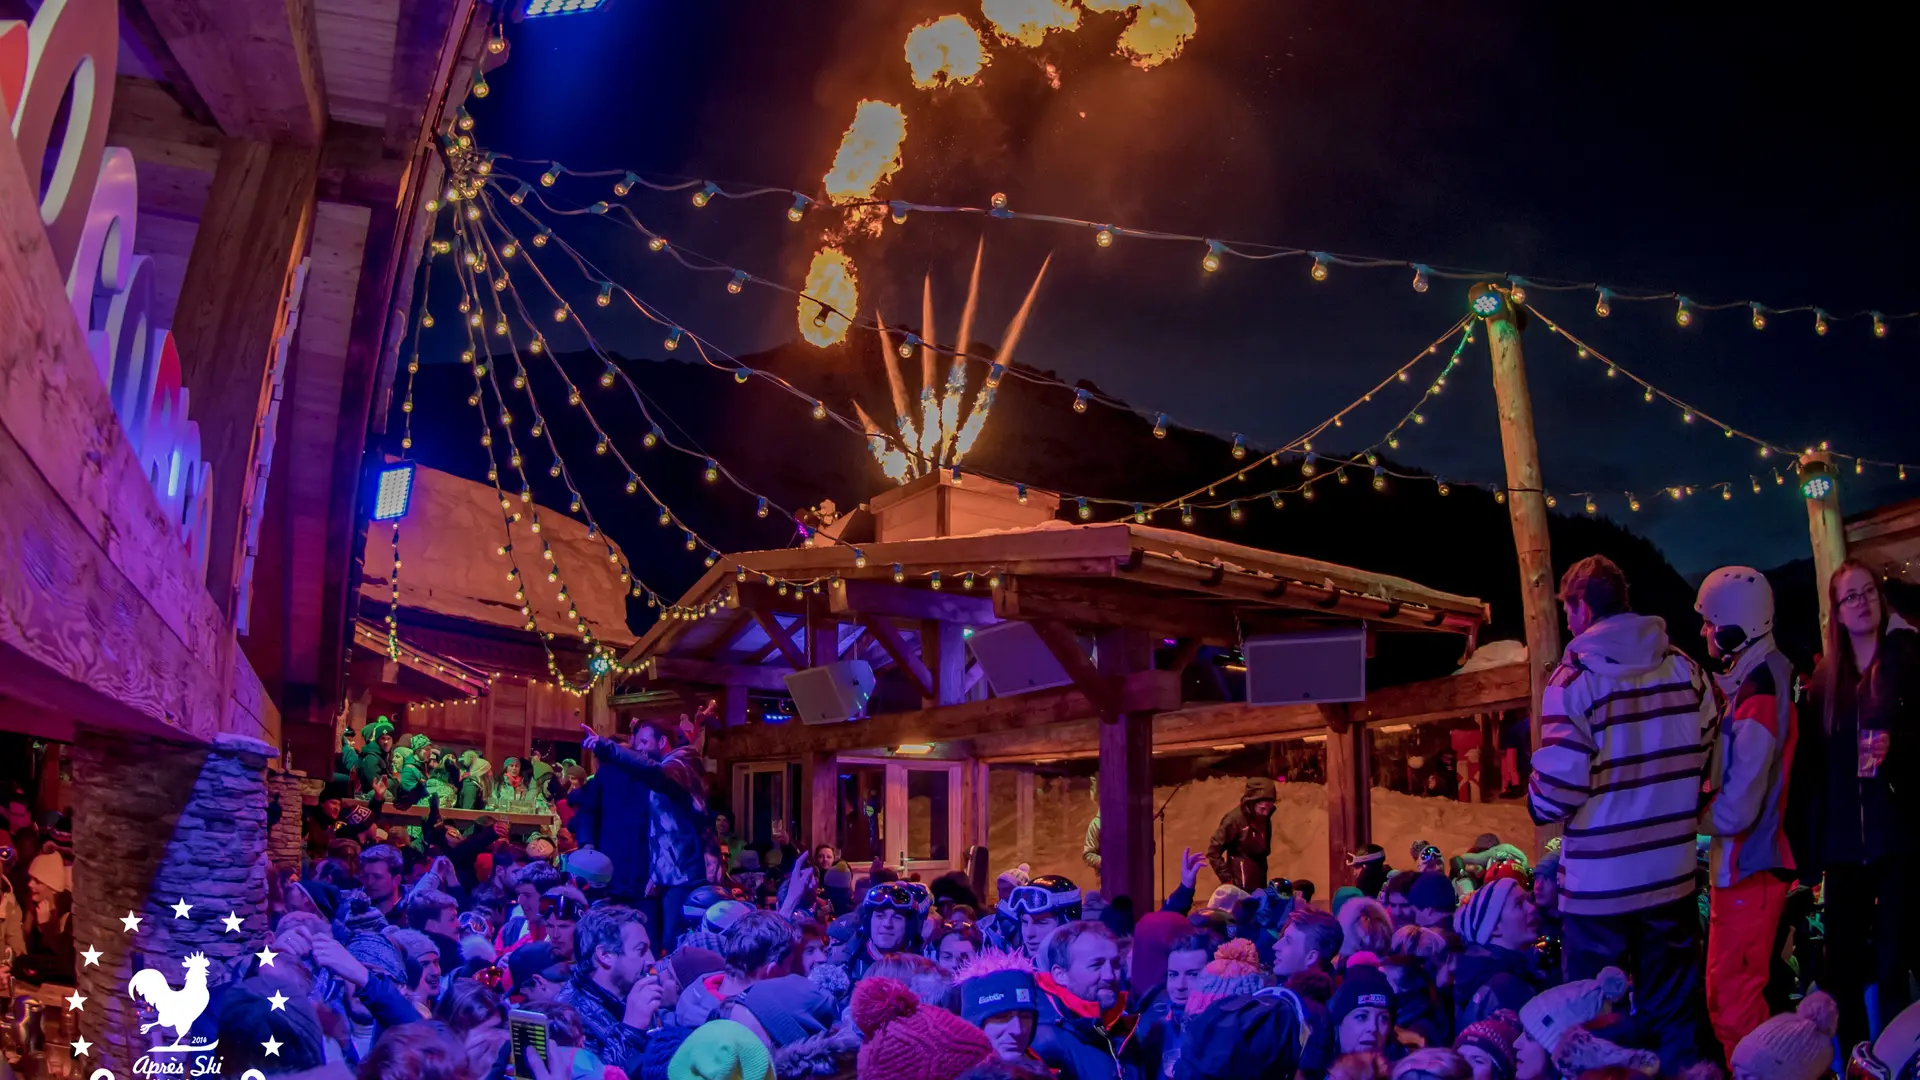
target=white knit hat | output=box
[27,852,69,894]
[1520,965,1627,1054]
[1731,992,1840,1080]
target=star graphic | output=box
[120,912,142,933]
[65,991,86,1011]
[79,945,102,967]
[262,1036,283,1057]
[222,912,245,933]
[255,946,278,968]
[171,898,193,919]
[71,1037,92,1058]
[267,990,289,1011]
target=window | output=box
[906,768,951,863]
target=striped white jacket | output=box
[1529,613,1718,916]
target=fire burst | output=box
[800,248,859,347]
[1085,0,1197,68]
[855,242,1050,483]
[822,100,907,205]
[906,15,989,89]
[980,0,1079,47]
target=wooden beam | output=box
[997,576,1239,646]
[1165,638,1203,674]
[827,579,996,624]
[859,615,932,700]
[114,0,217,126]
[1324,704,1370,888]
[711,671,1181,760]
[1095,628,1155,909]
[1031,620,1120,719]
[806,601,838,667]
[106,77,220,220]
[803,750,837,851]
[923,620,968,706]
[1016,769,1035,857]
[720,684,748,728]
[838,626,871,662]
[640,656,795,693]
[384,0,467,149]
[128,0,327,144]
[749,609,807,669]
[317,122,408,208]
[171,137,319,617]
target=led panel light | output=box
[372,463,416,521]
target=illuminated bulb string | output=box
[498,158,1920,339]
[486,179,1462,518]
[1525,301,1918,476]
[386,213,439,661]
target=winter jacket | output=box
[1451,943,1544,1031]
[555,970,651,1076]
[1206,778,1277,892]
[1085,814,1102,870]
[1528,613,1717,916]
[1033,972,1140,1080]
[568,763,653,902]
[1133,992,1183,1080]
[356,746,388,793]
[1701,642,1797,888]
[1789,626,1920,873]
[596,742,716,889]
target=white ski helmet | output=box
[1695,566,1774,650]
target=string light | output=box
[692,182,719,208]
[541,163,562,187]
[1309,253,1330,282]
[1675,296,1693,327]
[1201,241,1224,273]
[1594,288,1612,317]
[1095,226,1115,248]
[788,193,811,222]
[1411,264,1430,293]
[1750,303,1767,330]
[728,270,748,294]
[1814,308,1830,336]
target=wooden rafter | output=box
[1030,619,1119,719]
[748,609,806,668]
[858,615,932,699]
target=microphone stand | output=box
[1153,781,1189,904]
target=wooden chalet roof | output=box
[619,520,1488,680]
[1848,497,1920,582]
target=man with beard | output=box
[555,904,662,1075]
[1033,921,1138,1080]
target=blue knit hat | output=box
[1408,871,1458,913]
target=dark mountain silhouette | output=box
[399,324,1768,685]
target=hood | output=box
[1241,777,1278,807]
[1564,614,1673,677]
[1128,912,1191,1004]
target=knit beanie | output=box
[292,880,341,923]
[852,977,992,1080]
[1329,963,1394,1028]
[1206,884,1250,913]
[957,949,1040,1026]
[1453,1011,1521,1080]
[1519,965,1627,1054]
[28,852,70,894]
[1186,939,1274,1017]
[678,929,727,955]
[668,1019,774,1080]
[670,946,726,988]
[345,931,407,984]
[339,890,390,935]
[1453,878,1524,947]
[1408,872,1457,914]
[410,734,431,753]
[1550,1028,1659,1076]
[1331,886,1364,917]
[1730,991,1841,1080]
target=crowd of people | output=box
[26,551,1904,1080]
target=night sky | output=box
[432,0,1920,577]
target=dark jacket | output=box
[595,742,716,889]
[1450,944,1542,1032]
[1173,989,1306,1080]
[1206,778,1276,892]
[1789,627,1920,874]
[556,970,651,1076]
[568,761,653,902]
[1033,973,1139,1080]
[1133,991,1183,1080]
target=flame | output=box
[980,0,1079,47]
[1114,1,1196,68]
[799,247,858,347]
[906,15,989,89]
[822,100,908,204]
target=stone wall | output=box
[71,730,276,1070]
[266,769,308,873]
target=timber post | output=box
[1473,285,1561,761]
[1800,451,1847,634]
[1322,703,1370,888]
[1095,627,1155,912]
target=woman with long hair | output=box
[1789,558,1920,1047]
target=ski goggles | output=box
[862,883,921,913]
[1005,884,1080,916]
[458,911,492,938]
[903,881,932,913]
[1848,1040,1920,1080]
[540,893,587,921]
[1345,849,1384,868]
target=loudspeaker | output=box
[967,621,1075,696]
[1243,625,1367,705]
[784,660,876,724]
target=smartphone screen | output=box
[509,1008,549,1076]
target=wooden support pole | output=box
[1478,712,1498,803]
[721,684,749,729]
[922,620,968,707]
[1801,451,1848,635]
[171,137,320,616]
[587,680,613,738]
[1095,628,1155,910]
[804,750,838,851]
[1016,769,1035,861]
[1323,704,1370,888]
[1475,285,1562,753]
[806,600,837,668]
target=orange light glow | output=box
[822,100,907,204]
[980,0,1079,47]
[800,247,859,347]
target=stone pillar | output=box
[266,769,308,874]
[71,729,277,1070]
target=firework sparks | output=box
[905,15,990,89]
[1082,0,1197,67]
[980,0,1079,47]
[822,100,908,204]
[800,247,858,347]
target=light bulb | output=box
[1310,253,1330,281]
[1229,501,1244,522]
[664,328,683,352]
[1016,484,1029,504]
[893,563,905,583]
[1873,311,1889,339]
[511,183,530,206]
[728,270,747,294]
[897,334,917,360]
[658,508,671,526]
[1372,467,1386,491]
[757,497,770,519]
[1201,240,1224,273]
[533,229,550,247]
[529,339,544,354]
[1751,303,1767,330]
[889,201,908,224]
[812,400,827,420]
[648,236,667,253]
[472,73,489,98]
[1595,288,1612,317]
[1095,226,1114,248]
[644,425,661,448]
[1076,497,1091,520]
[1232,434,1247,459]
[1411,264,1430,293]
[597,282,613,307]
[1629,495,1642,512]
[1437,480,1450,496]
[990,192,1008,209]
[1152,414,1168,439]
[733,368,750,384]
[704,458,718,482]
[615,172,638,197]
[1073,389,1090,413]
[541,164,562,187]
[788,193,810,222]
[600,364,616,388]
[1508,276,1528,303]
[594,436,608,455]
[626,473,638,494]
[693,182,718,208]
[1814,309,1830,336]
[1675,296,1693,327]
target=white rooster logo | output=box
[128,951,214,1049]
